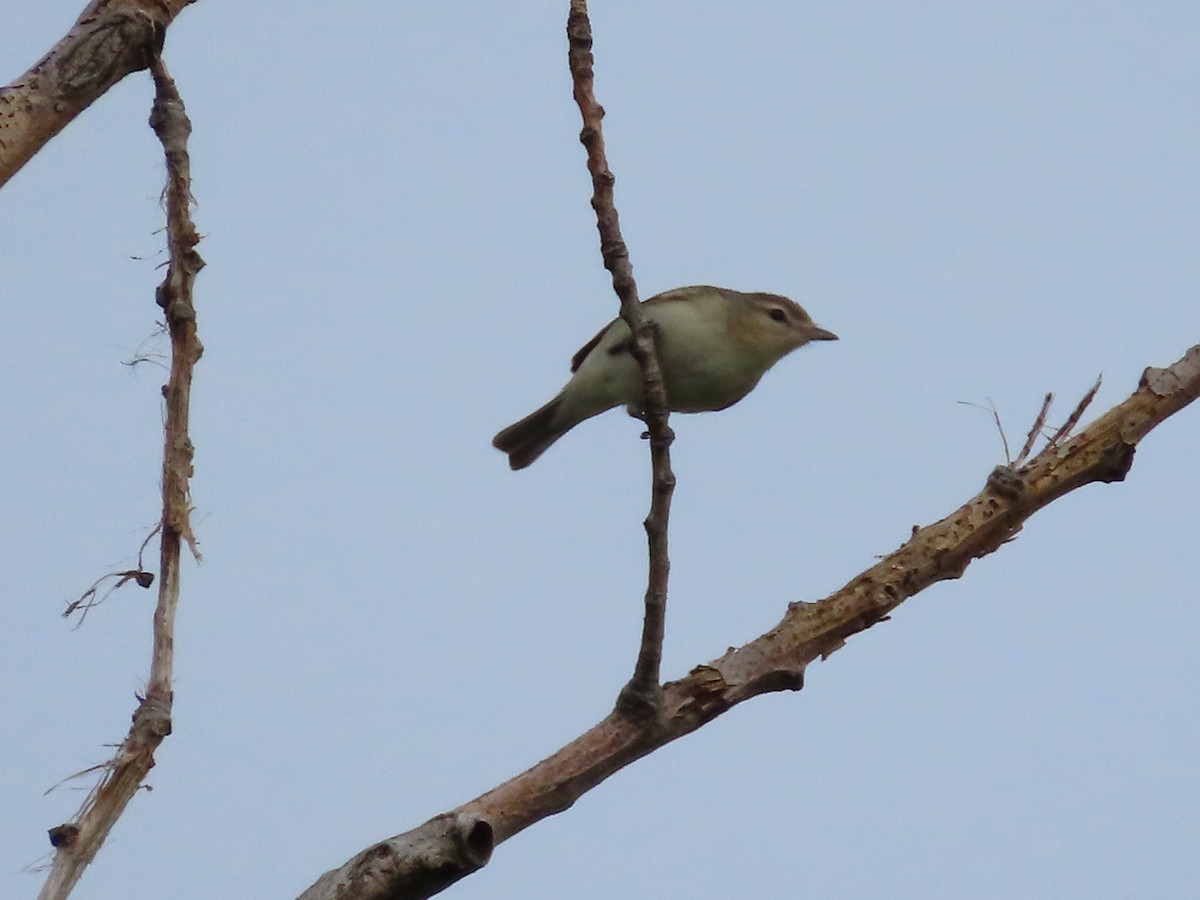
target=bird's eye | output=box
[768,308,787,322]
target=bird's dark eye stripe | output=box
[769,308,787,322]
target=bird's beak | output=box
[807,325,838,342]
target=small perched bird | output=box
[493,285,837,469]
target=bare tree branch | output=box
[0,0,196,189]
[299,344,1200,900]
[567,0,676,717]
[37,53,203,900]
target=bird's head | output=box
[732,291,838,365]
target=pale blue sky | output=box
[3,3,1198,898]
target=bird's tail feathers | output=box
[492,396,568,470]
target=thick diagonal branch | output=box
[0,0,196,189]
[459,345,1200,845]
[299,343,1199,900]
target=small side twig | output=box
[62,568,154,625]
[37,54,203,900]
[62,523,160,624]
[1046,375,1102,450]
[567,0,673,720]
[957,398,1011,463]
[966,375,1103,472]
[121,323,170,371]
[1016,392,1054,465]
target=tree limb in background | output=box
[37,55,204,900]
[567,0,676,717]
[298,359,1199,898]
[0,0,196,189]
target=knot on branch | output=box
[1095,441,1136,483]
[149,94,192,146]
[47,823,80,849]
[646,425,675,455]
[566,10,594,47]
[615,680,666,723]
[599,237,627,260]
[133,694,173,738]
[301,812,494,900]
[56,10,163,97]
[986,465,1026,500]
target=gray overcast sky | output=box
[3,3,1198,898]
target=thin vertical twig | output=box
[38,54,203,900]
[146,54,203,693]
[566,0,674,718]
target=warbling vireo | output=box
[493,285,837,469]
